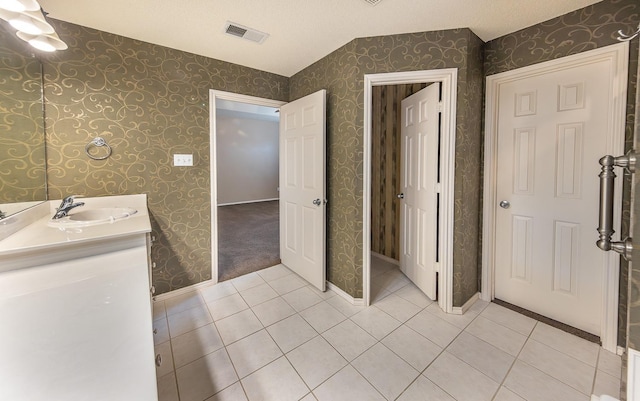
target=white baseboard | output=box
[154,275,366,311]
[629,348,640,401]
[451,292,479,315]
[371,251,399,266]
[218,198,279,207]
[327,281,365,306]
[591,395,621,401]
[153,279,216,301]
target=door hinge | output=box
[437,101,444,112]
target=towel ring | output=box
[85,137,112,160]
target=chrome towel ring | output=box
[85,137,112,160]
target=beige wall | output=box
[216,112,279,205]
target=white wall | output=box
[216,111,279,205]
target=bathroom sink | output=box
[48,207,137,227]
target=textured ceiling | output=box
[38,0,603,77]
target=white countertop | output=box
[0,194,151,267]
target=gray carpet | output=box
[217,200,280,282]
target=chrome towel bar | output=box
[596,152,635,261]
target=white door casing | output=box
[209,90,286,285]
[399,83,440,300]
[482,42,629,351]
[279,90,327,291]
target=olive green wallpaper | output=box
[0,23,46,206]
[5,0,633,313]
[484,0,639,348]
[41,19,289,294]
[291,29,484,303]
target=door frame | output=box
[209,90,286,284]
[363,69,458,312]
[481,42,629,352]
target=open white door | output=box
[399,83,440,300]
[279,90,327,291]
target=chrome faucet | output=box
[52,195,85,219]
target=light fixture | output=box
[7,10,54,35]
[27,36,55,51]
[0,0,67,52]
[0,0,39,13]
[17,31,68,52]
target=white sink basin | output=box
[48,207,137,227]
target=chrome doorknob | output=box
[397,193,404,199]
[499,200,510,209]
[312,198,322,206]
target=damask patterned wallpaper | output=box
[0,24,46,205]
[40,20,288,294]
[4,0,634,316]
[291,29,484,304]
[484,0,639,349]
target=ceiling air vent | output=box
[224,22,269,44]
[362,0,383,5]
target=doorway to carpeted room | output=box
[217,200,280,282]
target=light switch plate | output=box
[173,154,193,166]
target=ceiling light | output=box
[9,14,43,34]
[0,0,40,12]
[16,31,68,52]
[28,36,55,51]
[0,1,68,52]
[0,9,54,35]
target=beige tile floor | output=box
[153,256,622,401]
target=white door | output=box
[279,90,327,291]
[399,83,440,300]
[494,59,614,335]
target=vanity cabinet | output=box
[0,195,157,401]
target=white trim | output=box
[153,279,215,301]
[590,395,621,401]
[209,90,286,285]
[452,292,480,315]
[481,42,629,353]
[363,69,458,313]
[218,198,279,207]
[371,251,399,266]
[327,281,365,306]
[629,348,640,401]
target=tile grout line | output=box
[217,269,337,399]
[159,264,612,401]
[201,288,252,401]
[345,278,449,400]
[413,301,491,401]
[488,320,539,401]
[591,347,602,398]
[162,273,446,399]
[155,297,183,401]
